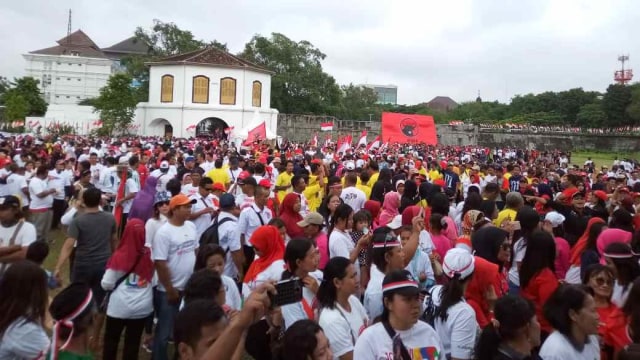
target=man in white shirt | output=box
[152,194,198,360]
[29,165,56,242]
[340,173,366,211]
[48,160,72,229]
[227,157,243,196]
[216,193,244,281]
[238,186,272,271]
[188,178,216,239]
[199,152,215,173]
[150,161,173,192]
[0,195,37,275]
[113,160,140,232]
[180,170,200,197]
[89,153,104,187]
[291,174,310,217]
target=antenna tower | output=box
[67,9,72,41]
[614,55,633,85]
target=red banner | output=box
[243,122,266,146]
[381,112,437,144]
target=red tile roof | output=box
[30,30,106,58]
[148,47,273,74]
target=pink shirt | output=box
[316,231,330,270]
[431,233,452,261]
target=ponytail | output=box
[435,274,468,321]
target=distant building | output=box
[426,96,458,113]
[361,84,398,105]
[135,47,279,139]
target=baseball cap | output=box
[258,179,272,188]
[169,194,196,210]
[382,270,420,296]
[0,195,21,209]
[386,215,403,230]
[544,211,566,227]
[212,182,226,192]
[160,161,169,170]
[442,248,475,280]
[219,193,236,209]
[297,212,324,227]
[593,190,608,202]
[345,161,355,171]
[237,171,251,185]
[153,191,171,206]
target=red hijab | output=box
[280,193,305,238]
[364,200,382,229]
[106,218,154,282]
[570,217,605,266]
[244,225,285,284]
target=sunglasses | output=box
[157,201,170,206]
[593,277,613,287]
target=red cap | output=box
[259,179,272,188]
[593,190,608,202]
[213,182,226,192]
[238,171,250,180]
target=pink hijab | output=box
[379,191,400,226]
[597,228,632,264]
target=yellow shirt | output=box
[418,168,428,177]
[303,175,325,212]
[493,208,517,227]
[504,172,512,180]
[356,184,372,200]
[429,169,443,181]
[276,171,294,203]
[367,172,380,188]
[206,168,230,185]
[341,176,362,187]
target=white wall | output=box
[42,104,101,134]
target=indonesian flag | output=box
[243,122,267,146]
[356,130,367,148]
[320,122,334,131]
[93,120,103,128]
[337,135,352,154]
[310,133,318,147]
[367,135,381,151]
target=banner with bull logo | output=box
[381,112,437,145]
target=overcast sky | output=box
[2,0,639,105]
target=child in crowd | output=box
[350,210,372,291]
[400,225,435,290]
[26,240,60,289]
[429,213,452,261]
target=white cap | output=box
[345,161,355,171]
[442,248,475,280]
[160,160,169,169]
[544,211,566,227]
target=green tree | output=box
[240,33,342,114]
[123,20,228,102]
[602,84,632,127]
[626,83,640,125]
[338,84,378,119]
[0,77,48,116]
[577,103,607,127]
[92,74,139,135]
[0,76,10,100]
[3,92,29,122]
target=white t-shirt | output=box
[90,163,105,186]
[120,177,139,213]
[508,237,526,286]
[0,221,37,274]
[419,230,435,255]
[340,187,367,211]
[612,281,632,308]
[406,249,435,286]
[217,212,241,279]
[190,193,215,239]
[0,317,49,360]
[101,269,153,319]
[28,177,53,210]
[318,295,369,359]
[281,275,321,329]
[354,321,445,360]
[152,221,198,291]
[238,204,273,248]
[242,260,286,299]
[539,331,600,360]
[4,173,28,207]
[222,274,242,311]
[364,265,385,320]
[432,286,478,359]
[181,183,198,197]
[47,170,71,200]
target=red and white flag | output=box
[356,130,367,148]
[337,135,352,154]
[320,122,334,131]
[366,135,381,151]
[186,124,196,132]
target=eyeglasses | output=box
[157,201,170,207]
[593,277,613,287]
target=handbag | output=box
[99,252,143,313]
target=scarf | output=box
[106,218,154,282]
[244,225,285,284]
[128,176,158,223]
[280,193,305,238]
[379,191,400,226]
[570,217,605,266]
[364,200,382,229]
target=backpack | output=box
[420,285,441,327]
[199,215,235,251]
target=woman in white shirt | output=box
[328,204,369,266]
[101,218,154,360]
[144,191,170,251]
[354,270,445,360]
[0,261,50,360]
[317,257,369,360]
[539,284,601,360]
[194,244,242,311]
[279,237,321,329]
[431,248,478,360]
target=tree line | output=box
[1,20,639,134]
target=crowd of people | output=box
[0,133,640,359]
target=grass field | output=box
[570,151,640,169]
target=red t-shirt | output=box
[604,307,632,355]
[521,268,559,333]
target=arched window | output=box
[192,76,210,104]
[220,77,236,105]
[160,75,174,103]
[252,81,262,107]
